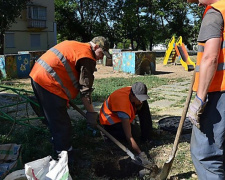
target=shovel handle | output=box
[159,72,196,180]
[96,124,128,153]
[69,101,87,118]
[69,101,130,155]
[171,72,195,156]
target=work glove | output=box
[135,152,152,166]
[187,95,207,129]
[86,112,98,128]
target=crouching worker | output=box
[29,36,111,165]
[99,82,153,166]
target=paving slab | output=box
[149,80,192,118]
[150,99,176,109]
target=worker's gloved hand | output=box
[135,152,152,166]
[86,112,98,128]
[188,95,207,129]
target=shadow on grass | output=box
[129,113,193,156]
[154,71,173,75]
[170,171,197,179]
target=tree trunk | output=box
[131,39,134,50]
[0,32,4,55]
[149,37,153,51]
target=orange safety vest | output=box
[193,0,225,92]
[99,87,136,125]
[30,40,96,100]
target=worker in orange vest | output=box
[99,82,153,166]
[29,36,111,165]
[187,0,225,179]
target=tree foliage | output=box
[55,0,114,43]
[0,0,30,54]
[55,0,202,50]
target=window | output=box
[30,34,40,48]
[5,33,15,48]
[27,6,47,20]
[27,6,47,28]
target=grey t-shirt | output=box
[198,8,224,43]
[117,111,130,120]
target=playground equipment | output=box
[163,36,195,71]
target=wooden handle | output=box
[171,72,195,156]
[69,101,134,157]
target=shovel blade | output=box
[159,157,174,180]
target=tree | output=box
[187,3,204,47]
[0,0,29,54]
[55,0,114,43]
[55,0,202,51]
[141,0,166,50]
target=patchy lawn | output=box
[0,56,198,179]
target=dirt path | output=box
[2,61,195,119]
[2,59,194,85]
[95,62,193,80]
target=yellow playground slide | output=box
[163,36,176,65]
[163,36,195,71]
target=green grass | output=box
[72,75,170,104]
[0,64,198,179]
[93,76,168,101]
[0,119,52,163]
[0,75,173,179]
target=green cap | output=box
[91,36,111,58]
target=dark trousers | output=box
[104,100,153,141]
[31,79,72,151]
[191,92,225,180]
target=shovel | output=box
[69,101,156,171]
[159,72,195,180]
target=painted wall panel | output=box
[112,49,122,72]
[4,54,31,78]
[112,51,156,75]
[135,51,156,75]
[16,54,31,78]
[103,49,113,66]
[5,55,18,78]
[0,56,6,78]
[18,50,45,69]
[122,52,135,74]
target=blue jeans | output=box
[191,92,225,180]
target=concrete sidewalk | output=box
[150,79,191,118]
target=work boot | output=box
[67,149,82,177]
[68,148,82,164]
[68,149,76,165]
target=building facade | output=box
[4,0,56,54]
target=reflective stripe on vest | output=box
[195,40,225,72]
[100,88,136,125]
[197,41,225,52]
[193,1,225,92]
[195,62,225,72]
[50,47,80,90]
[30,41,96,100]
[37,58,72,99]
[100,100,115,125]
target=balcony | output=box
[27,19,46,30]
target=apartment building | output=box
[4,0,56,54]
